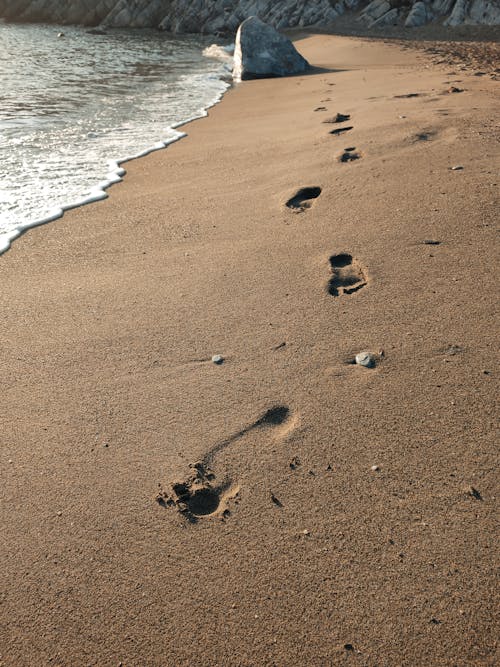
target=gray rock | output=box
[405,1,428,26]
[360,0,392,23]
[444,0,468,25]
[371,7,400,25]
[355,351,376,368]
[232,16,309,82]
[211,354,224,365]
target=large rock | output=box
[405,0,428,26]
[232,16,309,82]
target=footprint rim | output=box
[286,186,322,211]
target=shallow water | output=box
[0,23,229,247]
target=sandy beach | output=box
[0,33,498,666]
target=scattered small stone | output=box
[430,617,441,625]
[355,351,375,368]
[344,644,354,651]
[57,32,65,38]
[466,485,482,501]
[447,86,464,93]
[289,456,301,470]
[371,465,380,472]
[273,341,286,350]
[314,106,327,112]
[212,354,224,365]
[302,529,310,536]
[326,463,333,471]
[56,511,62,516]
[450,165,464,171]
[422,239,441,245]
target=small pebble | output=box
[371,465,380,472]
[56,511,62,516]
[450,165,464,171]
[302,529,310,536]
[355,351,375,368]
[211,355,224,365]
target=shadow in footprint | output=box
[327,253,367,296]
[330,126,353,136]
[412,130,437,142]
[168,475,240,523]
[339,150,361,163]
[286,187,322,212]
[394,92,424,99]
[323,113,350,124]
[254,406,290,427]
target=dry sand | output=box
[0,34,498,666]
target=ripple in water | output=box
[0,23,230,249]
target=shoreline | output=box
[0,25,231,255]
[0,94,228,255]
[1,32,498,666]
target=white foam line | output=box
[0,82,230,256]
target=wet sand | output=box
[0,34,498,666]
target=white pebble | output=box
[355,351,375,368]
[212,355,224,365]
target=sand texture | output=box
[0,35,498,666]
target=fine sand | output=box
[0,34,498,666]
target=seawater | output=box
[0,22,230,253]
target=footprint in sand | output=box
[412,130,437,142]
[339,149,361,163]
[163,406,296,522]
[286,187,322,212]
[329,126,353,136]
[323,113,350,124]
[327,253,367,296]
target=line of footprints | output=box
[158,91,368,523]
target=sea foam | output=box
[0,25,231,256]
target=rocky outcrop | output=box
[0,0,498,30]
[232,16,309,81]
[359,0,500,27]
[405,1,428,26]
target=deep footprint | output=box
[339,150,361,163]
[286,187,322,212]
[163,405,295,522]
[327,253,367,296]
[329,126,353,136]
[167,466,239,523]
[323,113,351,124]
